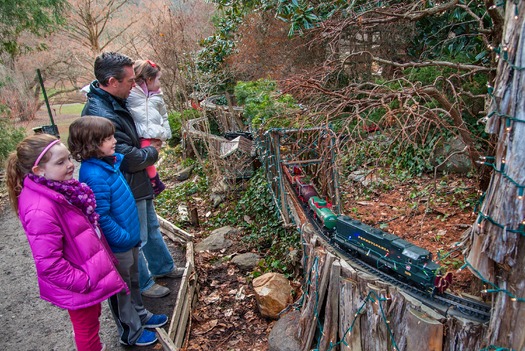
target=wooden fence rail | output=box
[157,216,196,351]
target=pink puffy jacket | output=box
[18,177,128,310]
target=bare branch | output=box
[342,51,494,73]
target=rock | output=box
[210,192,226,208]
[177,204,189,222]
[210,178,231,208]
[431,136,473,174]
[211,178,230,194]
[268,310,301,351]
[348,169,384,187]
[253,273,292,319]
[195,226,235,252]
[175,165,194,181]
[232,252,261,270]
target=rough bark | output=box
[466,2,525,349]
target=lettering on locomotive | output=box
[358,236,389,253]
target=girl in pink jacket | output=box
[5,134,128,351]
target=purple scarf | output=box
[28,174,99,228]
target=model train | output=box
[283,165,452,293]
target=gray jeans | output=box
[108,247,153,345]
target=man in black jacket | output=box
[82,52,183,299]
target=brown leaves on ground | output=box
[182,249,274,351]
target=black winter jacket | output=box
[82,81,158,201]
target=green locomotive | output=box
[334,215,452,293]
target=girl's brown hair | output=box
[68,116,115,162]
[5,134,59,213]
[133,59,161,85]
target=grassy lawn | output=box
[53,103,85,115]
[28,103,85,141]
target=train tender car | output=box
[334,215,452,293]
[295,176,320,203]
[283,165,320,203]
[308,196,337,229]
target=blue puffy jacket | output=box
[79,153,141,253]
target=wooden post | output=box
[301,251,335,351]
[158,215,193,242]
[338,260,366,351]
[156,327,178,351]
[319,260,341,351]
[274,132,290,224]
[189,206,199,227]
[339,278,361,351]
[361,283,389,351]
[168,241,196,348]
[406,308,443,351]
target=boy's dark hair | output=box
[94,52,134,86]
[68,116,115,161]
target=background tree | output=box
[0,0,67,67]
[52,0,147,86]
[143,0,216,109]
[0,0,67,120]
[4,0,152,120]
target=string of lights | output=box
[480,346,515,351]
[324,290,399,351]
[458,259,525,302]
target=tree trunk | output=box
[466,3,525,349]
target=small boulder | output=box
[232,252,261,270]
[175,165,194,181]
[253,273,292,319]
[195,226,235,252]
[268,310,301,351]
[431,136,473,174]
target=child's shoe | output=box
[119,329,158,346]
[144,314,169,328]
[151,173,166,196]
[134,330,158,346]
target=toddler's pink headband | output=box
[33,139,60,167]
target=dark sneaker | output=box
[155,267,185,279]
[141,283,170,298]
[144,314,168,328]
[135,330,158,346]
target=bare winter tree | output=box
[142,0,216,110]
[279,0,499,176]
[8,0,155,120]
[65,0,143,55]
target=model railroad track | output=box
[286,182,492,322]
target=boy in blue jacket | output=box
[68,116,168,347]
